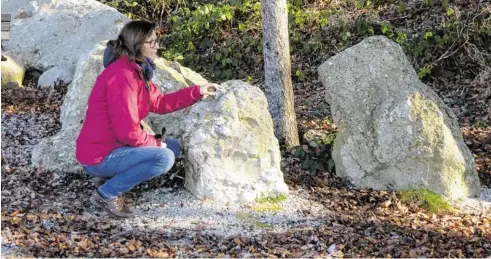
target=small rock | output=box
[327,244,336,253]
[38,66,73,88]
[303,129,330,143]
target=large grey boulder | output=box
[181,80,289,202]
[318,35,480,200]
[31,126,80,173]
[59,43,106,130]
[1,0,128,74]
[31,40,206,172]
[31,41,107,172]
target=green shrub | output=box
[97,0,490,85]
[292,130,336,177]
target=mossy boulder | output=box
[181,80,289,202]
[318,36,480,200]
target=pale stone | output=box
[181,80,289,202]
[318,35,480,200]
[38,66,73,88]
[1,0,128,73]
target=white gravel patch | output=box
[121,188,327,238]
[451,188,491,215]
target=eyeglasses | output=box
[145,39,159,48]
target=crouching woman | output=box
[75,20,221,218]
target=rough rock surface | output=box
[1,0,128,73]
[30,40,108,172]
[181,80,289,202]
[318,35,481,200]
[146,59,208,138]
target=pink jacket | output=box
[76,56,202,165]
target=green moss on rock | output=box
[399,188,456,214]
[255,194,288,204]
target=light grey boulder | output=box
[31,126,80,173]
[59,43,106,130]
[1,0,128,74]
[31,41,107,172]
[318,35,480,200]
[181,80,289,202]
[38,66,73,88]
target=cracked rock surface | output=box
[318,36,481,200]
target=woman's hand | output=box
[160,142,167,148]
[199,83,224,99]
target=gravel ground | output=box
[122,188,327,239]
[451,188,491,215]
[122,185,491,240]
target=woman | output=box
[76,20,222,218]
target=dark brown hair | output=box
[113,20,156,61]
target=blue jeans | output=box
[83,138,180,200]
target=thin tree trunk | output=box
[262,0,299,148]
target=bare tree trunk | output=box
[262,0,299,148]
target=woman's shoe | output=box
[90,190,134,218]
